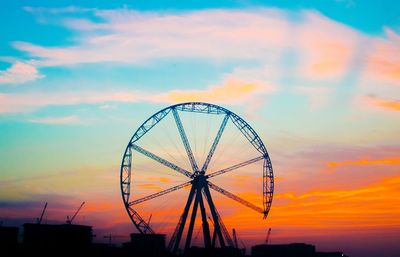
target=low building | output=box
[315,252,348,257]
[252,243,316,257]
[0,226,19,247]
[23,223,92,252]
[124,233,166,257]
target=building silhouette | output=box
[0,222,349,257]
[251,243,348,257]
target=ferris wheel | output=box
[120,102,274,253]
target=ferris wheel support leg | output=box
[184,189,200,253]
[211,228,217,247]
[203,184,226,248]
[198,189,212,249]
[172,185,196,253]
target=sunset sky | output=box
[0,1,399,257]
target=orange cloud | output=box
[322,157,400,172]
[152,78,276,104]
[303,41,354,79]
[364,95,400,111]
[136,183,163,191]
[144,176,173,183]
[325,157,400,169]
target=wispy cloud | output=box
[23,6,93,14]
[0,77,273,113]
[363,95,400,111]
[0,90,143,113]
[364,28,400,83]
[274,143,400,189]
[12,9,291,66]
[260,175,400,229]
[324,157,400,172]
[27,115,83,125]
[0,61,44,84]
[8,8,397,83]
[1,7,398,117]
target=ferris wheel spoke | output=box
[201,114,230,173]
[130,143,193,178]
[206,156,264,179]
[129,181,192,206]
[208,182,264,214]
[172,108,199,173]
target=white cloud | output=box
[13,8,397,84]
[2,7,398,110]
[28,115,82,125]
[12,8,357,79]
[23,6,93,14]
[0,61,43,84]
[0,90,144,113]
[0,77,274,113]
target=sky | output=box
[0,0,399,256]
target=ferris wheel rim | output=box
[120,102,274,238]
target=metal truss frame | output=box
[120,102,274,253]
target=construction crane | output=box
[232,228,246,254]
[265,228,272,244]
[206,214,234,248]
[37,202,48,224]
[66,201,85,224]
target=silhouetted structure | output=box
[124,233,166,257]
[252,243,316,257]
[0,223,350,257]
[1,225,19,256]
[187,246,242,257]
[251,243,349,257]
[120,103,275,254]
[23,223,92,255]
[0,226,19,246]
[315,252,348,257]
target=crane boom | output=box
[67,201,85,224]
[37,202,48,224]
